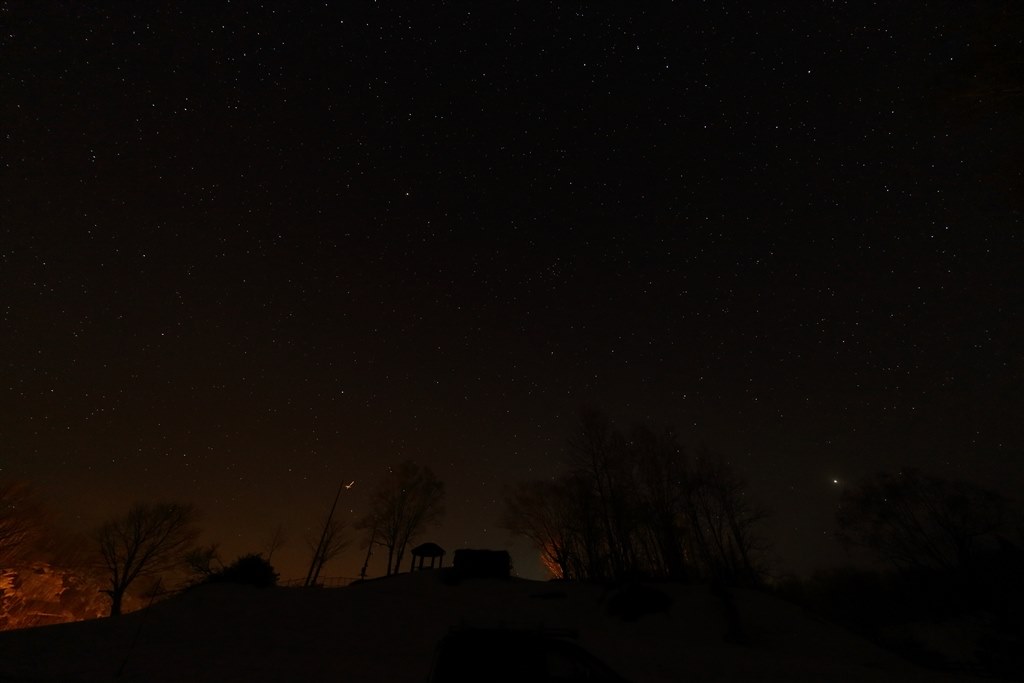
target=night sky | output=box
[2,2,1021,581]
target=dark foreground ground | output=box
[0,572,1004,682]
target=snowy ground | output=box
[0,572,1000,682]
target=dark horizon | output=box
[2,2,1021,583]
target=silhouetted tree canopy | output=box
[96,502,200,616]
[501,476,582,579]
[836,469,1009,576]
[503,411,768,584]
[358,461,445,576]
[185,543,222,580]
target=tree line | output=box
[0,460,446,619]
[4,412,1020,626]
[501,410,768,585]
[789,468,1024,680]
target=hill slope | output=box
[0,573,996,682]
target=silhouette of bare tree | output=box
[96,502,200,616]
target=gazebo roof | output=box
[411,542,446,557]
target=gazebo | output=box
[409,542,446,571]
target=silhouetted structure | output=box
[410,542,446,571]
[452,549,511,579]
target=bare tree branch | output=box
[95,502,200,616]
[357,462,444,576]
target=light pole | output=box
[304,479,354,587]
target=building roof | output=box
[411,542,446,557]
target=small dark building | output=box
[410,542,446,571]
[452,549,511,579]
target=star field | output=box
[1,2,1021,580]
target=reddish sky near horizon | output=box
[2,3,1021,582]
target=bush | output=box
[208,553,279,588]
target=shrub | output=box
[209,553,279,588]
